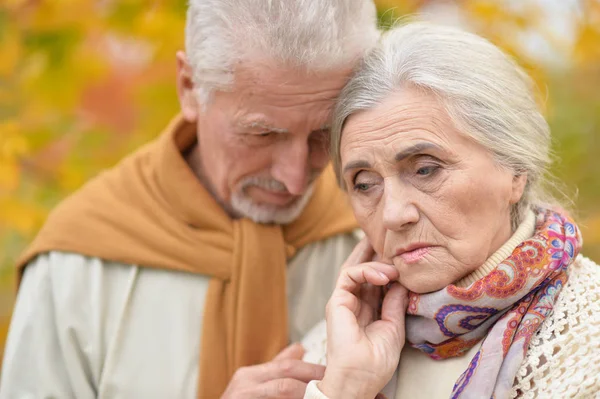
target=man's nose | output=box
[271,142,309,195]
[381,179,420,231]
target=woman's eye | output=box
[416,165,439,176]
[353,182,371,192]
[350,171,380,193]
[257,132,273,137]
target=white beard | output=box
[230,173,319,224]
[230,183,315,225]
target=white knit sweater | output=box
[510,254,600,398]
[303,255,600,399]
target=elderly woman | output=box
[302,22,600,399]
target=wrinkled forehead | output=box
[231,59,355,105]
[340,89,455,156]
[215,61,355,131]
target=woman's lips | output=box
[396,246,432,264]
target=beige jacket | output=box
[0,232,360,399]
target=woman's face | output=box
[340,88,527,293]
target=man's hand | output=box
[221,343,325,398]
[318,238,409,399]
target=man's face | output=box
[178,55,352,224]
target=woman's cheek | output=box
[351,194,386,255]
[358,215,386,258]
[371,232,387,261]
[350,196,372,224]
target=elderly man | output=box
[0,1,379,398]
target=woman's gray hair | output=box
[185,0,379,105]
[331,21,559,231]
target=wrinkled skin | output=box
[177,52,352,223]
[319,87,527,397]
[340,87,527,294]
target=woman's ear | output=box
[176,51,199,122]
[510,173,528,204]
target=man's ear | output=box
[176,51,199,122]
[510,173,528,204]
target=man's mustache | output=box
[239,170,322,194]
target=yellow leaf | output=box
[0,121,29,191]
[375,0,422,12]
[3,0,28,10]
[573,23,600,66]
[0,26,21,78]
[582,216,600,245]
[0,161,20,191]
[0,120,29,158]
[58,163,86,192]
[0,198,48,236]
[29,2,97,30]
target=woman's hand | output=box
[318,238,409,399]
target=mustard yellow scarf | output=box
[17,115,358,398]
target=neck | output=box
[184,143,240,219]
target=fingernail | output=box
[378,271,389,280]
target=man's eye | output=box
[256,132,273,137]
[310,129,329,141]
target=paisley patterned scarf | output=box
[404,208,582,398]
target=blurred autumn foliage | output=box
[0,0,599,367]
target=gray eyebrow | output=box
[342,160,372,174]
[395,143,441,162]
[342,142,442,175]
[240,120,289,134]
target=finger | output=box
[327,287,360,321]
[337,263,399,293]
[261,359,325,383]
[258,378,307,399]
[358,283,381,326]
[380,283,409,336]
[362,283,382,314]
[273,343,305,362]
[342,237,375,269]
[242,344,306,383]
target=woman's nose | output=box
[381,180,420,231]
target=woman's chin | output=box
[398,275,444,294]
[396,266,456,294]
[404,284,441,295]
[393,251,470,294]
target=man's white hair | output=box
[331,21,560,231]
[185,0,379,104]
